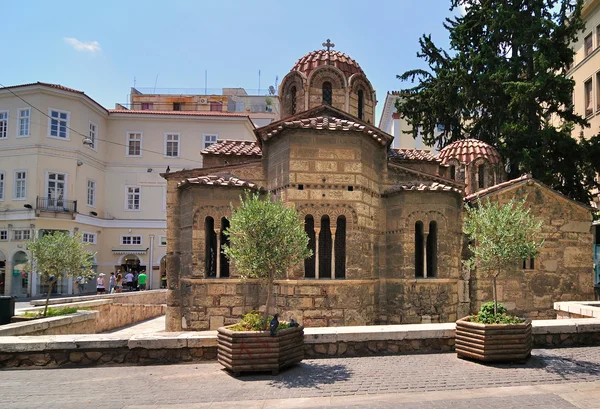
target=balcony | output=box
[36,196,78,215]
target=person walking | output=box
[138,270,147,291]
[125,271,134,292]
[96,273,106,295]
[133,271,139,291]
[161,272,167,289]
[114,273,123,293]
[108,272,116,294]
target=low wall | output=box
[554,301,600,319]
[2,318,600,369]
[30,289,167,307]
[4,299,165,336]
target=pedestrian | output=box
[125,271,134,291]
[108,272,116,294]
[161,272,167,289]
[114,273,123,293]
[133,271,139,291]
[75,275,83,295]
[138,270,147,291]
[96,273,106,295]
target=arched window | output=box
[290,86,297,115]
[426,221,438,278]
[334,216,346,279]
[415,221,424,278]
[449,165,456,180]
[220,217,230,278]
[478,164,485,189]
[319,215,332,279]
[205,217,217,278]
[357,90,364,120]
[322,81,333,105]
[304,215,316,278]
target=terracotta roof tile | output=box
[464,174,532,201]
[108,109,250,118]
[438,138,502,165]
[383,182,462,196]
[178,174,263,191]
[1,82,107,113]
[389,148,440,163]
[262,114,389,146]
[201,140,262,156]
[292,50,364,79]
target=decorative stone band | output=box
[1,318,600,369]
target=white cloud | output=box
[64,37,101,53]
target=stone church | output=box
[163,45,593,331]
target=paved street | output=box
[2,346,600,408]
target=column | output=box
[314,228,320,279]
[330,227,336,279]
[215,230,221,278]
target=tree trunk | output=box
[43,278,54,317]
[492,269,499,315]
[263,276,273,330]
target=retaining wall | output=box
[29,289,167,307]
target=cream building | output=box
[0,82,256,297]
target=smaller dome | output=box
[438,139,501,165]
[292,50,364,79]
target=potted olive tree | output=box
[457,198,543,362]
[218,192,312,376]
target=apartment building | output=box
[0,82,255,296]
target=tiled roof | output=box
[383,182,462,196]
[260,114,390,146]
[108,109,250,118]
[464,174,532,201]
[201,140,262,156]
[438,138,502,165]
[1,82,108,112]
[291,50,364,79]
[178,174,262,190]
[388,148,440,162]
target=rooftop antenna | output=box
[258,70,261,95]
[275,75,279,94]
[205,70,207,95]
[153,74,158,93]
[133,76,136,88]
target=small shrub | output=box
[230,310,291,332]
[23,307,83,318]
[469,302,523,324]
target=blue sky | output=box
[2,0,460,122]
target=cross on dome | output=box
[322,39,335,51]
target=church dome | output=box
[291,49,364,79]
[438,139,501,165]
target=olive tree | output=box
[27,231,95,316]
[463,198,543,315]
[223,192,312,329]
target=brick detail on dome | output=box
[388,148,440,163]
[382,182,462,197]
[438,139,501,165]
[178,174,263,191]
[292,50,364,79]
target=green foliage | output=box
[396,0,600,203]
[470,302,523,324]
[26,231,95,316]
[23,307,83,318]
[229,310,290,332]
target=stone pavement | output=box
[102,315,166,335]
[2,347,600,408]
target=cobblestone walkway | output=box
[1,347,600,408]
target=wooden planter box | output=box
[455,317,532,362]
[217,325,304,376]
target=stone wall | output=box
[469,182,594,319]
[0,311,98,336]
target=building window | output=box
[13,230,31,241]
[48,109,69,139]
[585,33,593,57]
[14,170,27,200]
[46,172,66,207]
[203,134,218,149]
[523,257,535,270]
[127,132,142,156]
[415,221,424,278]
[159,236,167,246]
[18,109,30,137]
[88,121,97,149]
[449,165,456,180]
[121,235,142,245]
[87,180,96,207]
[334,215,346,279]
[165,133,180,157]
[82,233,97,244]
[210,102,222,112]
[597,73,600,112]
[173,102,182,111]
[0,229,7,241]
[290,86,297,115]
[126,186,141,211]
[0,111,7,139]
[304,215,316,279]
[0,172,4,200]
[322,81,333,105]
[319,215,332,279]
[141,103,153,110]
[220,217,230,278]
[585,79,593,117]
[357,90,364,120]
[426,221,438,278]
[205,217,217,278]
[478,164,486,189]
